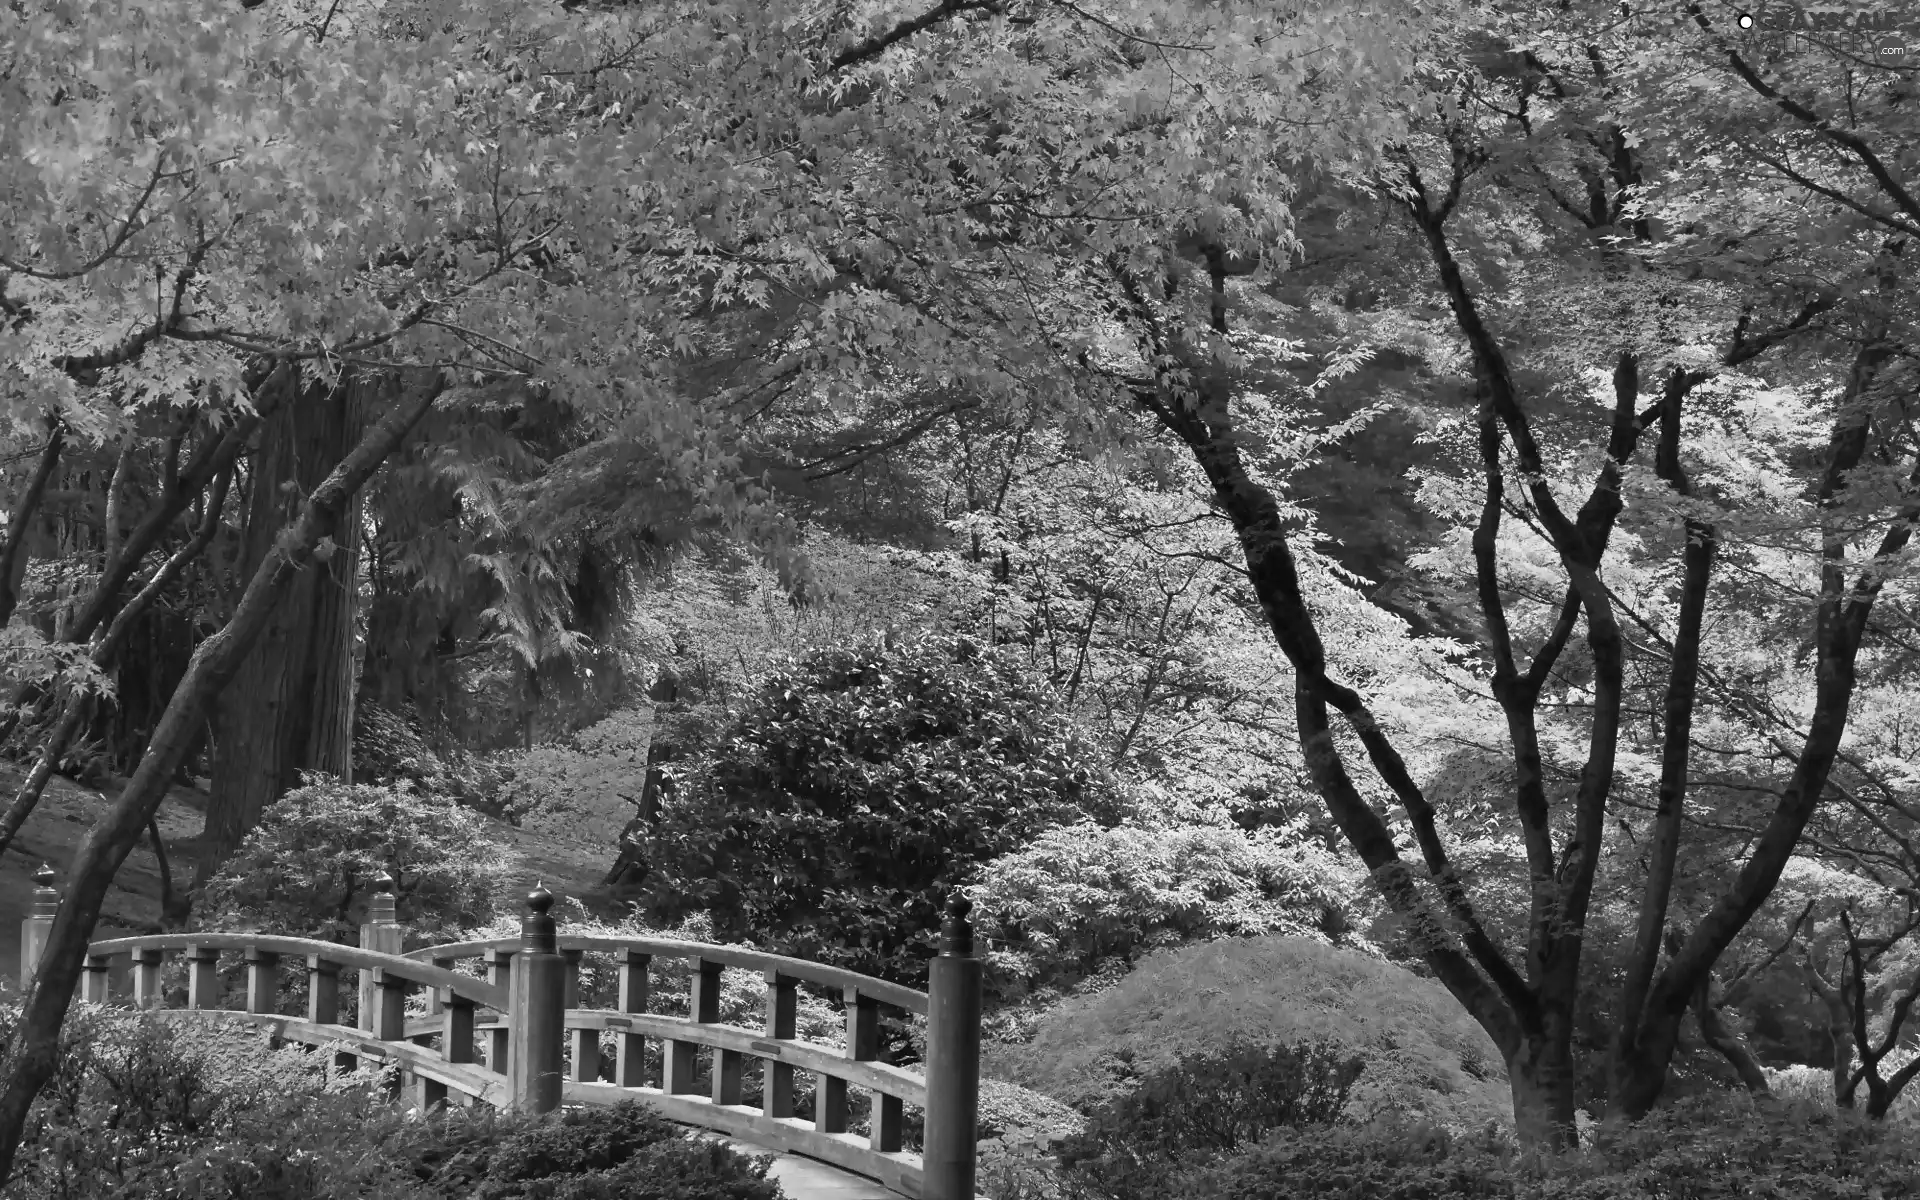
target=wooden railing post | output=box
[665,958,713,1096]
[424,994,476,1111]
[308,954,356,1073]
[613,949,650,1087]
[19,865,57,991]
[245,948,280,1014]
[507,882,564,1114]
[358,871,402,1030]
[762,971,797,1119]
[846,988,901,1152]
[132,948,165,1009]
[485,948,515,1074]
[80,954,111,1004]
[563,947,600,1083]
[703,959,744,1106]
[185,944,221,1009]
[923,894,982,1200]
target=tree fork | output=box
[0,366,454,1183]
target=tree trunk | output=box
[198,373,366,884]
[0,367,453,1184]
[1507,1032,1579,1151]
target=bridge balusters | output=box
[132,947,164,1008]
[613,949,650,1087]
[185,944,220,1009]
[844,988,902,1152]
[664,958,708,1096]
[484,948,514,1074]
[762,971,797,1119]
[80,953,111,1004]
[563,948,600,1082]
[246,949,280,1014]
[923,894,983,1200]
[422,991,477,1112]
[701,959,744,1106]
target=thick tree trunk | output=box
[0,367,451,1184]
[199,373,366,883]
[1507,1031,1579,1151]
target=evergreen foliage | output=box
[626,633,1129,984]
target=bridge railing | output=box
[16,865,982,1200]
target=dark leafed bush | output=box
[2,1005,423,1200]
[1170,1091,1920,1200]
[1053,1039,1364,1200]
[628,633,1130,985]
[1175,1119,1517,1200]
[428,1102,780,1200]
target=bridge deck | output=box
[717,1138,904,1199]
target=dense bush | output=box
[1055,1040,1366,1200]
[416,1101,780,1200]
[627,634,1130,984]
[1169,1092,1920,1200]
[490,706,653,848]
[969,819,1369,1003]
[195,775,508,946]
[985,935,1509,1130]
[4,1005,421,1200]
[1174,1119,1517,1200]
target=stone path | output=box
[718,1139,903,1199]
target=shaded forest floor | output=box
[0,767,623,983]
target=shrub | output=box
[628,634,1130,984]
[3,1005,422,1200]
[1054,1040,1364,1200]
[1169,1091,1920,1200]
[970,819,1369,1003]
[1175,1119,1518,1200]
[196,775,508,946]
[986,935,1509,1131]
[489,706,653,848]
[422,1101,780,1200]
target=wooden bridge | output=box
[18,868,983,1200]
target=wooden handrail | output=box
[407,935,929,1016]
[86,933,508,1011]
[400,1009,931,1108]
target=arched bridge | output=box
[18,870,984,1200]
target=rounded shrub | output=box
[628,633,1129,984]
[195,775,508,946]
[985,935,1509,1130]
[969,819,1368,1004]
